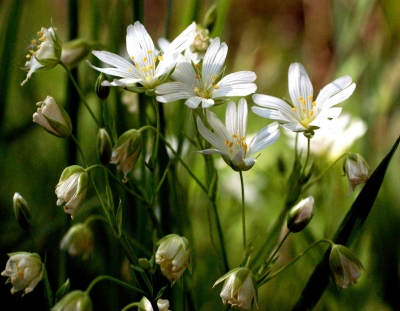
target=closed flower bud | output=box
[60,223,94,260]
[138,297,171,311]
[287,196,314,233]
[329,244,364,289]
[155,234,191,283]
[213,267,258,310]
[343,154,369,196]
[55,166,88,219]
[97,128,112,165]
[12,192,32,230]
[21,26,62,86]
[51,290,93,311]
[33,96,72,138]
[95,73,110,100]
[1,252,45,296]
[61,38,92,69]
[111,129,142,183]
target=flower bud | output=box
[60,223,94,259]
[95,73,110,100]
[1,252,45,296]
[51,290,93,311]
[155,234,191,283]
[55,166,88,219]
[329,244,364,289]
[213,267,258,309]
[138,297,171,311]
[33,96,72,138]
[287,196,314,233]
[111,129,142,183]
[343,154,369,196]
[12,192,32,230]
[97,128,112,165]
[61,38,92,69]
[21,26,62,86]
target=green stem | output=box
[302,153,349,192]
[239,171,246,250]
[60,61,101,128]
[300,137,311,177]
[265,231,291,267]
[121,302,140,311]
[258,239,334,287]
[85,275,148,296]
[71,135,88,167]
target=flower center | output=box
[192,64,219,98]
[25,28,47,60]
[292,95,316,128]
[224,133,247,156]
[130,50,158,85]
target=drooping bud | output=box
[138,297,171,311]
[97,128,112,165]
[213,267,258,310]
[155,234,191,283]
[55,166,88,219]
[1,252,45,296]
[287,196,314,233]
[33,96,72,138]
[329,244,364,289]
[111,129,142,183]
[51,290,93,311]
[61,38,92,69]
[60,223,94,259]
[12,193,32,230]
[343,154,369,196]
[95,73,110,100]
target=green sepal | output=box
[154,284,169,301]
[105,185,114,211]
[58,166,85,183]
[55,279,70,303]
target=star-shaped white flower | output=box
[87,21,196,92]
[252,63,356,135]
[197,98,280,171]
[156,38,257,109]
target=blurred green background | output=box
[1,0,400,310]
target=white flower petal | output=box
[185,97,202,108]
[251,107,289,123]
[288,63,313,106]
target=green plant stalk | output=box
[60,61,101,128]
[85,275,148,296]
[292,135,400,310]
[239,171,246,250]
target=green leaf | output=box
[292,136,400,311]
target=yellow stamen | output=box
[149,65,154,69]
[158,55,163,61]
[309,110,314,117]
[195,64,200,68]
[135,63,139,69]
[194,87,200,93]
[229,142,233,148]
[127,68,132,71]
[241,136,245,141]
[143,57,147,62]
[37,45,41,49]
[308,95,313,101]
[233,134,238,138]
[140,66,148,72]
[243,143,248,152]
[225,139,229,146]
[292,107,297,112]
[131,56,135,60]
[29,50,36,55]
[298,96,304,102]
[39,36,46,42]
[153,56,157,63]
[195,75,199,79]
[213,85,219,89]
[312,101,316,106]
[302,107,306,114]
[26,54,31,59]
[37,31,43,37]
[147,49,153,54]
[212,74,217,80]
[31,39,37,45]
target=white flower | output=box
[197,98,280,171]
[55,166,89,219]
[286,113,367,160]
[139,297,171,311]
[51,290,93,311]
[33,96,72,138]
[213,267,258,310]
[87,21,196,92]
[252,62,356,134]
[156,38,257,109]
[155,234,191,283]
[21,26,61,86]
[1,252,45,296]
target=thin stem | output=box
[85,275,148,296]
[121,303,140,311]
[239,171,246,250]
[60,61,101,128]
[265,231,291,267]
[151,98,161,166]
[258,239,334,287]
[300,137,311,177]
[71,135,88,167]
[302,153,349,192]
